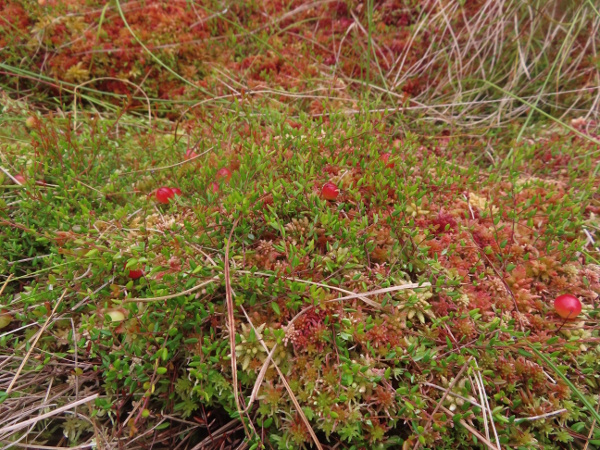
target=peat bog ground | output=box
[1,1,600,449]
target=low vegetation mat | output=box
[1,0,599,449]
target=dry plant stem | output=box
[5,288,68,395]
[236,269,431,309]
[0,166,22,185]
[478,372,500,450]
[422,382,482,408]
[0,394,98,437]
[223,218,257,441]
[437,403,499,450]
[0,274,13,296]
[583,395,600,450]
[474,366,501,450]
[9,440,97,449]
[240,332,280,415]
[118,146,214,177]
[239,306,323,450]
[413,357,472,450]
[188,419,241,450]
[73,77,152,129]
[515,409,567,422]
[125,277,218,302]
[471,372,490,442]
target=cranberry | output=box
[124,263,144,279]
[14,174,26,185]
[554,294,582,319]
[216,167,232,182]
[321,182,339,201]
[155,187,175,204]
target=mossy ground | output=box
[1,1,600,449]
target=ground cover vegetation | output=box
[1,0,599,448]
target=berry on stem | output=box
[14,174,26,185]
[554,294,582,319]
[321,182,339,201]
[155,187,175,204]
[125,263,144,280]
[128,269,144,279]
[216,167,232,182]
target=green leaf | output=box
[271,302,280,315]
[85,248,99,258]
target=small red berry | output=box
[380,153,395,168]
[321,182,339,201]
[171,187,182,196]
[184,148,198,160]
[554,294,582,319]
[128,269,144,279]
[155,187,175,204]
[124,263,144,279]
[209,182,219,193]
[216,167,232,182]
[14,174,26,185]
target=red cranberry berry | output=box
[156,187,175,204]
[554,294,582,319]
[216,167,232,182]
[128,269,144,279]
[321,182,339,201]
[14,174,26,185]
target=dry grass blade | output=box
[117,146,214,177]
[223,218,257,441]
[0,394,98,437]
[237,270,430,309]
[583,395,600,450]
[474,363,501,449]
[470,371,491,443]
[73,77,152,129]
[188,419,241,450]
[10,442,96,449]
[422,382,482,408]
[0,166,22,185]
[515,409,567,423]
[330,281,432,302]
[6,288,68,395]
[125,277,218,303]
[0,273,13,296]
[438,403,499,450]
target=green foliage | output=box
[1,107,598,449]
[0,0,599,447]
